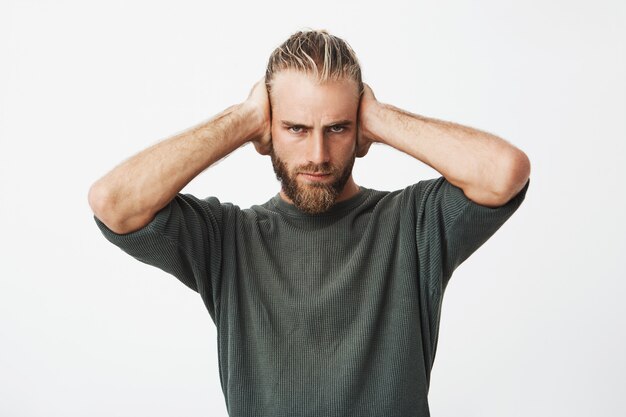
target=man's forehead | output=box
[274,107,356,126]
[270,70,359,120]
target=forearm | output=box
[89,102,259,233]
[369,103,530,207]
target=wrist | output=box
[364,102,389,146]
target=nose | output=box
[307,130,330,164]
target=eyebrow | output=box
[280,119,353,129]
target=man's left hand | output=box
[356,83,382,158]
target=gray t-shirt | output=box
[94,176,530,417]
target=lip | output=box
[299,172,331,181]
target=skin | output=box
[89,69,530,234]
[251,70,530,209]
[355,95,531,207]
[266,70,361,212]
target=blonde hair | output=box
[265,28,363,97]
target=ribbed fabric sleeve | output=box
[94,176,530,417]
[412,177,530,377]
[94,193,227,323]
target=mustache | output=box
[297,162,337,175]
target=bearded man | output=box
[89,29,530,417]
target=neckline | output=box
[269,186,370,218]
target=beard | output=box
[270,148,356,215]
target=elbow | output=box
[463,149,530,208]
[88,182,110,218]
[88,182,156,234]
[495,149,531,204]
[88,183,129,233]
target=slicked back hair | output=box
[265,29,363,99]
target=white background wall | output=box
[1,0,624,416]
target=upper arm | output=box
[93,193,226,321]
[415,175,530,284]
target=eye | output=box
[329,125,346,133]
[288,126,305,134]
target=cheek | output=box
[270,130,287,154]
[270,129,304,158]
[270,133,298,166]
[334,134,358,157]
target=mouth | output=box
[299,172,332,181]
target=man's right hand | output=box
[244,77,272,155]
[89,77,274,234]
